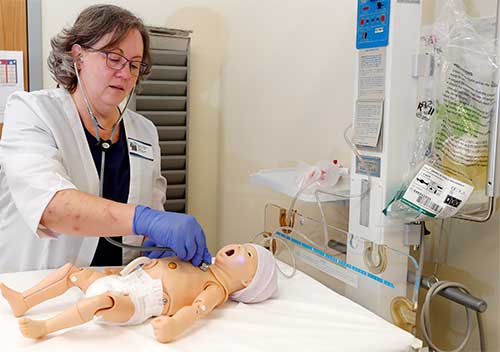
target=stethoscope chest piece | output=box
[97,139,112,152]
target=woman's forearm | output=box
[40,189,135,237]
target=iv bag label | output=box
[401,164,473,218]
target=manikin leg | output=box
[19,293,136,339]
[19,294,114,339]
[0,263,106,317]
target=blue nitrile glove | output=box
[133,205,212,266]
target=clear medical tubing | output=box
[286,124,372,242]
[252,230,296,279]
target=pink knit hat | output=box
[229,244,278,303]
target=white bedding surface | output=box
[0,266,421,352]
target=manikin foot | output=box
[0,283,29,317]
[19,317,48,339]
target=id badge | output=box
[128,137,154,161]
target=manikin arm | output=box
[151,284,226,343]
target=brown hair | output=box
[48,4,151,93]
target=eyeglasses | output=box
[87,47,149,77]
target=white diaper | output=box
[85,268,164,325]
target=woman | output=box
[0,5,211,273]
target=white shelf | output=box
[249,168,350,203]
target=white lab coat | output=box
[0,89,167,273]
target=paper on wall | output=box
[352,99,384,147]
[0,51,25,123]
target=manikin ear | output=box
[239,271,256,289]
[240,278,252,288]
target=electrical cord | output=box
[420,220,485,352]
[420,280,486,352]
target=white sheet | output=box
[0,265,421,352]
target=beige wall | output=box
[40,0,500,349]
[40,0,356,254]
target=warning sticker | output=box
[401,164,473,218]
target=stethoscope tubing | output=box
[74,62,175,255]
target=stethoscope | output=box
[73,61,196,262]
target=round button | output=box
[168,262,177,269]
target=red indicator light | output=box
[381,15,385,22]
[363,6,369,11]
[360,19,365,25]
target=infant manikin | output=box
[0,243,278,343]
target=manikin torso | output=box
[142,258,228,316]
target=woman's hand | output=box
[133,206,212,266]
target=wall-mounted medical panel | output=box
[157,126,186,140]
[348,0,422,323]
[159,141,186,155]
[162,170,186,185]
[161,156,186,170]
[149,66,187,81]
[166,184,186,199]
[135,96,187,111]
[139,81,187,96]
[150,50,187,66]
[135,28,192,213]
[356,0,391,49]
[138,111,186,126]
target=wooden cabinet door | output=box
[0,0,28,138]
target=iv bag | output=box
[384,0,497,222]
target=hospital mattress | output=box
[0,265,422,352]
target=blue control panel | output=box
[356,0,390,49]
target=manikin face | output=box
[73,29,143,111]
[215,244,258,287]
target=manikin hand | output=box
[150,285,224,343]
[151,316,176,343]
[133,206,212,266]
